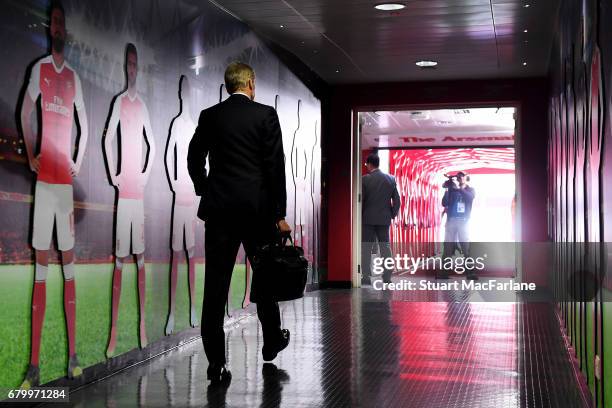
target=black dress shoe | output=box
[361,277,372,286]
[263,329,290,361]
[207,364,232,385]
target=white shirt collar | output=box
[232,91,251,99]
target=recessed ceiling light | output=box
[335,69,340,73]
[374,3,406,11]
[523,29,528,33]
[523,4,530,8]
[523,62,528,66]
[416,60,438,67]
[280,24,284,28]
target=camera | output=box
[443,172,470,189]
[442,174,458,189]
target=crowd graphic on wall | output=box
[0,0,321,393]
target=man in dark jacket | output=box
[440,171,476,279]
[361,153,401,285]
[187,62,292,384]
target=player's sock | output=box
[137,255,147,347]
[187,248,197,327]
[166,253,179,335]
[107,259,123,357]
[62,262,76,357]
[30,271,47,366]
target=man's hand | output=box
[69,161,79,177]
[29,154,41,173]
[277,219,292,235]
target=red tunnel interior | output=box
[363,147,516,276]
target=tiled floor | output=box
[66,279,586,407]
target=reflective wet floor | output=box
[66,283,585,407]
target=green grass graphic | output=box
[0,262,247,396]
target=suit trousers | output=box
[361,224,393,280]
[202,216,281,366]
[443,217,470,258]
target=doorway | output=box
[354,106,520,286]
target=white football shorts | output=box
[171,202,198,251]
[115,198,145,257]
[32,181,75,251]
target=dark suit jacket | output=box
[187,93,286,222]
[362,169,401,226]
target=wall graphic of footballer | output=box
[164,75,200,334]
[103,43,156,357]
[18,2,87,389]
[0,0,321,394]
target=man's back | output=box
[188,94,286,221]
[362,169,400,226]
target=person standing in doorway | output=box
[440,171,476,279]
[361,153,401,285]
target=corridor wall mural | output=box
[0,0,321,393]
[548,0,612,406]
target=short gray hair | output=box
[224,62,255,94]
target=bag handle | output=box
[281,234,294,247]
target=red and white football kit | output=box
[27,56,85,251]
[107,91,153,257]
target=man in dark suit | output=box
[187,62,292,384]
[361,153,401,285]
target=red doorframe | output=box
[325,78,548,285]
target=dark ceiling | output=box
[209,0,560,84]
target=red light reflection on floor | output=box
[391,301,519,405]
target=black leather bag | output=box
[250,235,309,302]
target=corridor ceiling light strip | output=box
[374,3,406,11]
[416,60,438,67]
[207,0,243,22]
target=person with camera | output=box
[440,171,476,279]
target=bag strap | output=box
[281,235,294,247]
